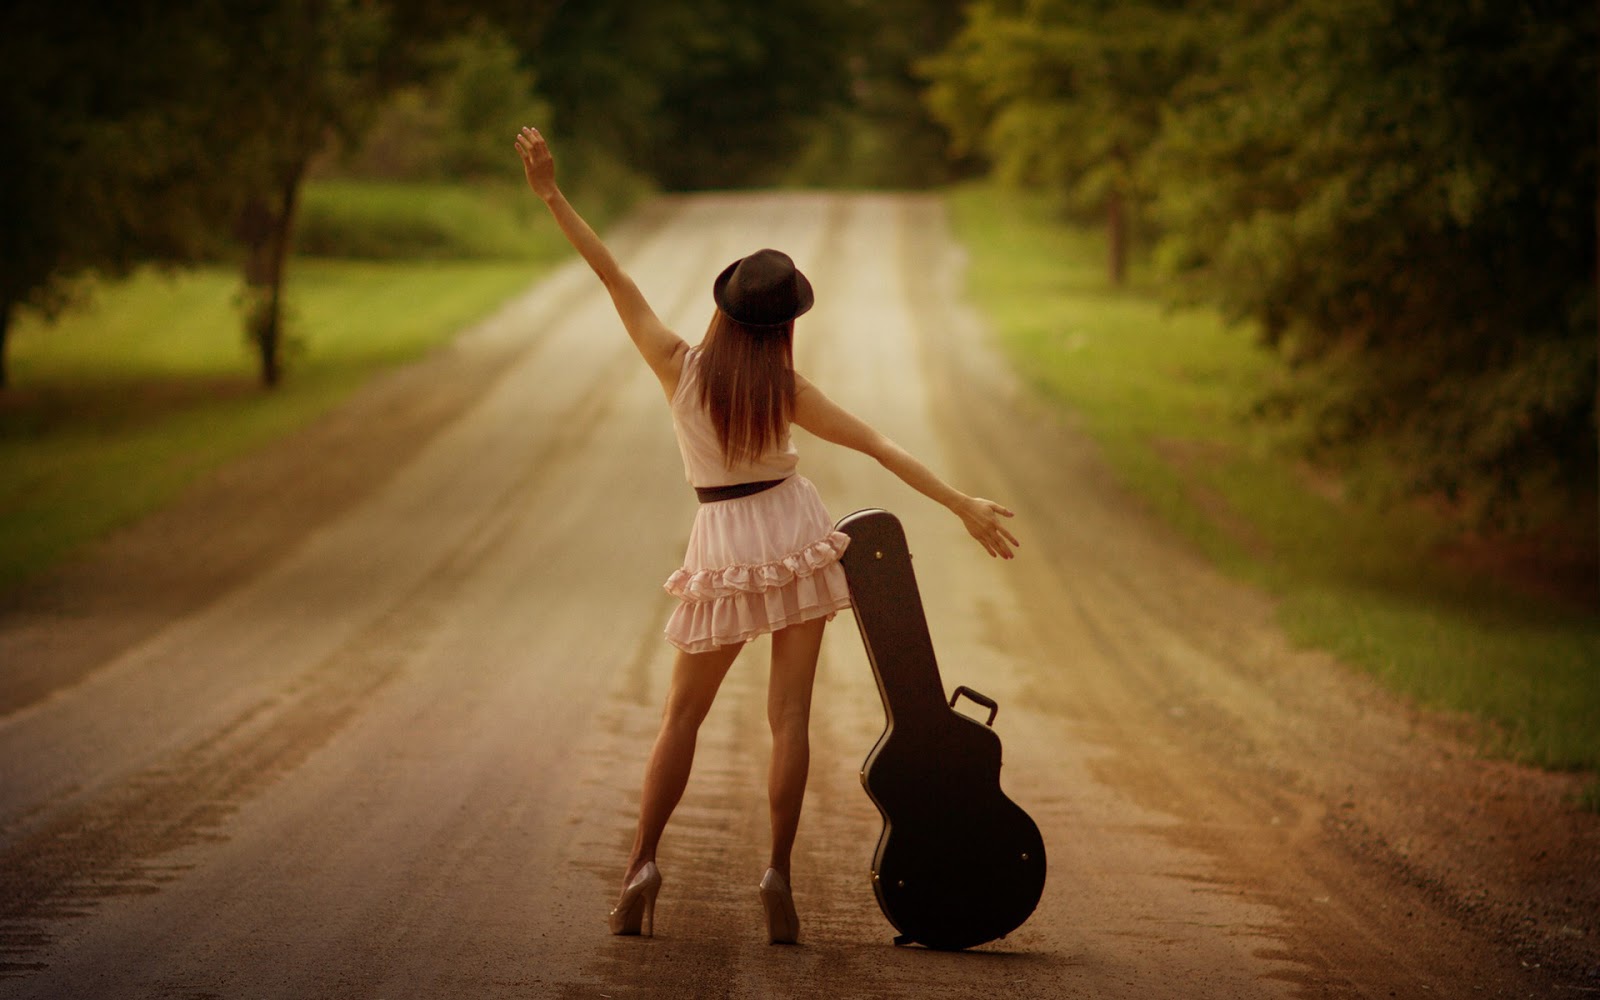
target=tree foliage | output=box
[1151,0,1597,521]
[0,1,243,386]
[527,0,857,190]
[786,0,976,189]
[927,0,1598,525]
[3,0,410,388]
[332,22,550,182]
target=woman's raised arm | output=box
[515,127,686,394]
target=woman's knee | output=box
[767,699,811,741]
[662,680,722,732]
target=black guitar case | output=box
[836,508,1046,950]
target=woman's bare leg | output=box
[623,641,742,884]
[765,617,826,881]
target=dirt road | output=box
[1,193,1595,998]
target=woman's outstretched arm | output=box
[792,375,1019,559]
[515,126,686,394]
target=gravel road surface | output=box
[1,193,1595,998]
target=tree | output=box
[217,0,390,387]
[222,0,569,384]
[1,0,554,391]
[1151,0,1598,523]
[923,0,1204,284]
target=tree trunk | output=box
[1107,186,1127,288]
[0,300,10,391]
[239,164,305,389]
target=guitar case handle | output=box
[950,685,998,727]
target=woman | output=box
[514,127,1018,944]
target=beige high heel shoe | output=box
[759,868,799,944]
[609,862,662,936]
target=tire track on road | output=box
[0,201,708,980]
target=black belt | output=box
[695,478,789,503]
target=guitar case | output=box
[836,508,1046,950]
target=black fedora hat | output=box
[712,249,814,327]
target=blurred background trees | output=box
[0,0,961,390]
[2,0,1595,532]
[1151,0,1596,526]
[526,0,855,190]
[0,2,243,390]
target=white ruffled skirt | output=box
[663,475,852,653]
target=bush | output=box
[294,180,546,260]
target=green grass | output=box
[946,182,1600,781]
[296,178,554,260]
[1,257,541,591]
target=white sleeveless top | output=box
[670,347,799,488]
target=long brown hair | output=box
[697,309,796,468]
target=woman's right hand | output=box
[514,126,559,201]
[956,496,1020,560]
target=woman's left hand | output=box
[957,497,1019,560]
[514,126,558,201]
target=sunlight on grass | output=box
[946,182,1600,779]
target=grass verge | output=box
[945,183,1600,787]
[1,257,540,592]
[296,179,553,260]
